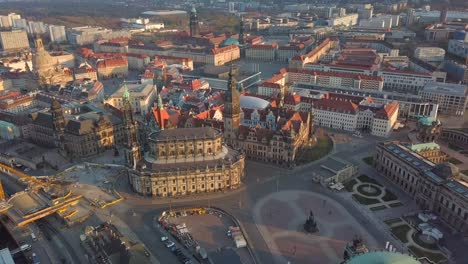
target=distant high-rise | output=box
[0,30,29,51]
[49,25,67,43]
[406,8,415,26]
[0,13,21,28]
[189,7,199,37]
[440,8,448,23]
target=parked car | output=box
[20,244,31,251]
[165,241,175,248]
[160,236,168,242]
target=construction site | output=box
[0,158,129,263]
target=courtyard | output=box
[253,190,379,264]
[344,174,403,211]
[384,218,448,263]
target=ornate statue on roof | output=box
[416,115,442,143]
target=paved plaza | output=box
[253,190,379,264]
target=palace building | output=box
[29,100,124,159]
[375,141,468,235]
[223,67,314,166]
[125,83,245,197]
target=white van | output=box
[31,232,37,241]
[20,244,32,251]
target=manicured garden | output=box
[390,224,411,243]
[362,156,374,166]
[352,194,380,205]
[357,174,383,186]
[408,246,447,263]
[381,190,398,202]
[344,179,357,192]
[448,157,462,165]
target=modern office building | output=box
[328,14,359,27]
[0,30,29,51]
[448,39,468,60]
[419,82,468,116]
[49,25,67,43]
[414,47,445,62]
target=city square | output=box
[0,1,468,264]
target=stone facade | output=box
[375,141,468,235]
[29,100,124,159]
[441,128,468,149]
[128,127,245,197]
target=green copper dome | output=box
[418,116,440,126]
[222,38,240,47]
[346,251,421,264]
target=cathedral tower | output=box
[189,7,199,37]
[50,99,66,151]
[122,83,141,168]
[223,66,240,147]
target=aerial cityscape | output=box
[0,0,467,263]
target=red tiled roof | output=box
[152,107,170,129]
[259,82,281,89]
[314,98,359,114]
[250,43,278,49]
[0,91,21,101]
[211,45,239,55]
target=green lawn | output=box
[448,143,463,151]
[295,136,333,165]
[357,184,383,197]
[344,179,357,192]
[352,194,381,205]
[408,246,447,263]
[389,202,403,208]
[391,224,411,243]
[369,205,387,211]
[384,218,402,226]
[382,190,398,202]
[357,174,383,186]
[362,156,374,166]
[448,157,462,165]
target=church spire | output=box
[120,81,141,168]
[223,64,241,146]
[239,16,245,45]
[123,82,130,103]
[189,6,199,37]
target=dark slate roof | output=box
[32,112,54,129]
[149,127,222,141]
